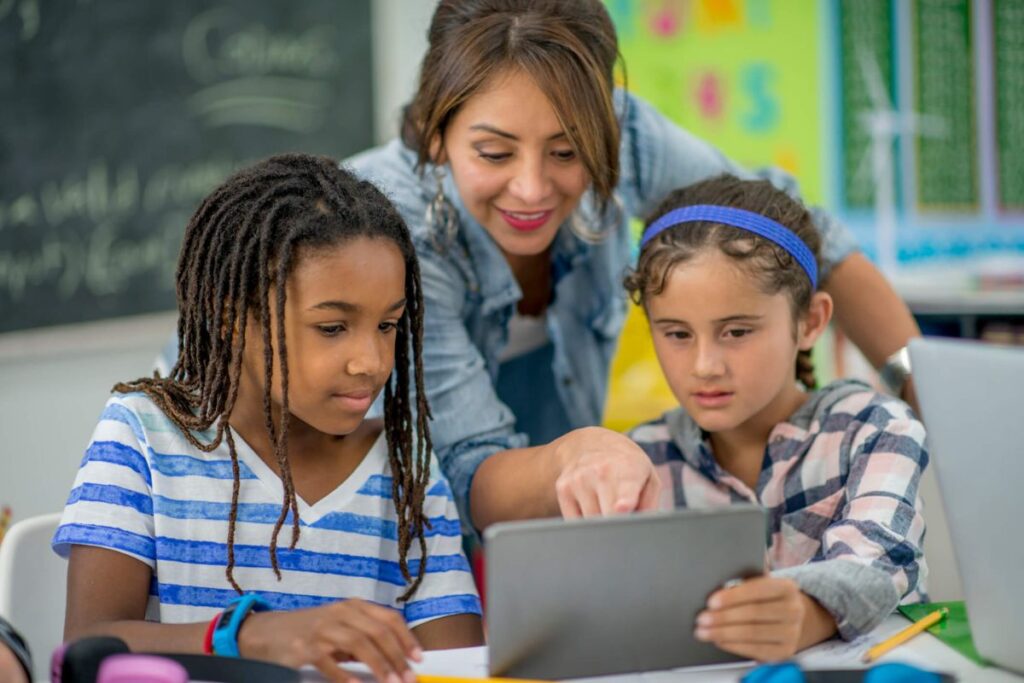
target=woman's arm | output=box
[415,250,661,532]
[470,426,661,530]
[824,253,921,408]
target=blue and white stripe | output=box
[54,392,481,627]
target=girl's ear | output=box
[798,291,834,351]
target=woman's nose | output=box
[508,156,551,205]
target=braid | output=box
[373,182,434,602]
[115,154,435,598]
[796,350,817,390]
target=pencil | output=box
[862,606,948,663]
[417,675,548,683]
[0,506,11,544]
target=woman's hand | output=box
[239,599,423,683]
[552,426,662,518]
[694,577,837,661]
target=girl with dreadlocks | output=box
[53,154,483,682]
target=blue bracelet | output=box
[211,594,271,658]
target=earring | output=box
[425,165,459,252]
[569,191,623,245]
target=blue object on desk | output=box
[742,661,952,683]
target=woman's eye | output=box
[552,149,576,162]
[725,328,752,339]
[478,152,511,163]
[317,324,345,337]
[379,321,398,333]
[667,330,691,341]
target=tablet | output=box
[484,505,767,680]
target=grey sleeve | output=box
[773,560,901,641]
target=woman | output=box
[344,0,920,535]
[342,0,920,536]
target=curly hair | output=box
[624,174,823,389]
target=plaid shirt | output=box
[628,380,928,639]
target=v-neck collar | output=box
[229,428,388,525]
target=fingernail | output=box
[694,628,710,641]
[707,595,721,609]
[411,646,424,662]
[388,673,402,683]
[696,612,712,627]
[403,670,417,683]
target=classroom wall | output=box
[0,0,975,602]
[0,314,176,520]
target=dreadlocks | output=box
[114,154,434,601]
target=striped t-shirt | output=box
[53,392,481,627]
[628,380,928,640]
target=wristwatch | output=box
[212,594,271,658]
[879,346,912,397]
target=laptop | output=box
[909,337,1024,674]
[483,505,767,680]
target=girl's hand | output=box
[239,599,423,683]
[694,577,836,662]
[552,427,662,518]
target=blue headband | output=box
[640,205,818,289]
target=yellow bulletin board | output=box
[602,0,826,431]
[609,0,824,202]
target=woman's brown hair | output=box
[623,174,823,389]
[402,0,623,206]
[115,154,433,600]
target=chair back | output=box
[0,512,66,681]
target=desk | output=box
[321,615,1024,683]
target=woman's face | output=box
[441,68,590,257]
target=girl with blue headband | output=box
[624,175,928,662]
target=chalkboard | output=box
[0,0,374,333]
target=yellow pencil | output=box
[862,607,948,663]
[417,675,548,683]
[0,506,11,544]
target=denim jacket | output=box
[344,90,859,532]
